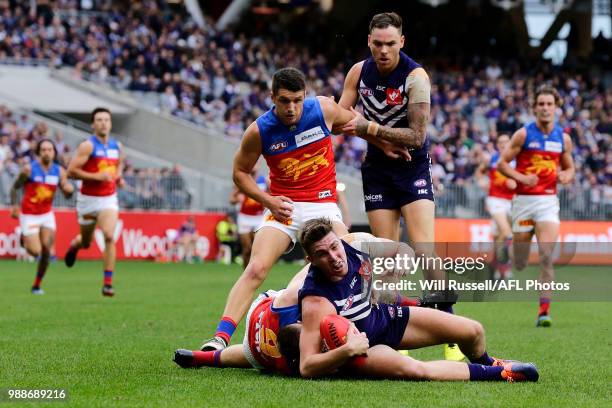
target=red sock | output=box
[192,350,222,367]
[538,297,551,316]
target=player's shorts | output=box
[243,289,282,370]
[511,194,560,233]
[365,303,411,347]
[257,202,343,244]
[76,193,119,225]
[485,196,512,216]
[237,213,264,235]
[361,159,434,211]
[19,211,56,236]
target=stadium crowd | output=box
[0,1,609,218]
[0,104,190,210]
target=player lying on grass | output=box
[174,227,538,382]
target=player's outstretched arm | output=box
[9,164,30,218]
[299,296,368,378]
[558,133,575,184]
[498,128,537,187]
[59,167,75,199]
[67,141,109,182]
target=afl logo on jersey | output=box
[414,179,427,187]
[359,87,373,97]
[270,141,288,152]
[342,294,354,311]
[386,88,403,105]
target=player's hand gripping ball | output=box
[319,314,367,367]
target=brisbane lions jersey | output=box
[256,98,336,203]
[488,152,515,200]
[247,295,299,374]
[81,135,120,197]
[21,160,60,215]
[515,122,564,195]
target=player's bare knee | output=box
[469,320,485,343]
[243,258,269,285]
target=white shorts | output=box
[237,213,264,235]
[19,212,56,236]
[76,193,119,225]
[242,289,282,370]
[485,196,512,216]
[511,195,560,233]
[257,202,343,243]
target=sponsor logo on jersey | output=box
[294,126,326,148]
[544,141,562,153]
[44,175,59,185]
[107,149,119,159]
[278,147,329,181]
[269,141,288,152]
[397,306,403,317]
[364,194,383,202]
[318,189,332,199]
[359,87,373,97]
[418,189,428,195]
[386,88,403,105]
[376,85,386,91]
[414,178,427,187]
[342,294,355,311]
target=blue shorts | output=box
[361,159,434,211]
[363,304,411,347]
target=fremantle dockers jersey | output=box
[515,122,565,195]
[357,51,430,165]
[21,161,60,215]
[488,152,515,200]
[299,241,375,332]
[81,135,120,196]
[256,98,336,203]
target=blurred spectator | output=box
[216,214,238,265]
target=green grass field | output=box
[1,260,610,407]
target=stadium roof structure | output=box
[0,65,132,114]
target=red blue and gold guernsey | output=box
[21,160,61,215]
[256,98,336,203]
[81,135,120,197]
[488,151,515,200]
[515,122,564,195]
[247,295,299,374]
[240,175,266,216]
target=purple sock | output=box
[468,363,504,381]
[469,351,494,366]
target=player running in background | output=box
[231,169,267,267]
[497,85,575,327]
[339,12,462,360]
[10,139,74,294]
[475,134,516,280]
[64,107,125,297]
[200,68,356,352]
